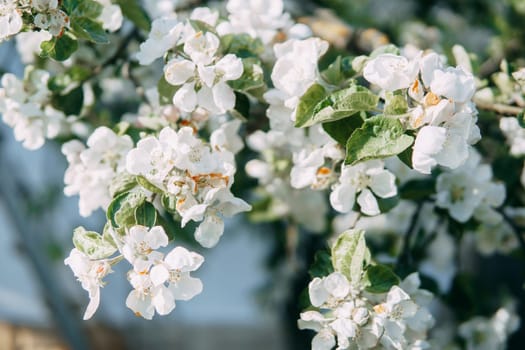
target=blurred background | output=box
[1,0,525,349]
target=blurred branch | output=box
[0,137,90,350]
[474,97,523,116]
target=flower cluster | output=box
[126,126,251,248]
[299,272,434,350]
[62,126,133,217]
[363,51,480,174]
[0,67,68,149]
[65,225,204,320]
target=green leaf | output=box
[40,33,78,61]
[62,0,79,13]
[71,17,109,44]
[345,115,414,165]
[48,66,91,92]
[300,85,379,127]
[109,173,137,198]
[134,201,157,228]
[384,94,408,116]
[136,176,164,194]
[322,56,342,85]
[189,19,218,36]
[161,194,178,214]
[309,250,334,278]
[230,91,250,120]
[220,33,265,58]
[115,0,151,32]
[73,226,117,259]
[331,229,369,285]
[51,85,84,115]
[322,114,364,145]
[74,0,103,17]
[294,83,328,127]
[363,265,400,293]
[158,75,179,105]
[228,57,265,92]
[399,178,436,201]
[107,190,146,229]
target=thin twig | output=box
[474,97,523,116]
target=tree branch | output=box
[474,97,523,116]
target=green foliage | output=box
[363,265,400,293]
[158,75,179,105]
[297,85,379,127]
[136,176,164,194]
[345,115,414,165]
[107,190,147,231]
[220,33,265,58]
[134,201,157,228]
[51,85,84,116]
[384,94,408,116]
[294,83,328,127]
[309,250,334,278]
[228,57,265,93]
[40,33,79,61]
[321,56,356,85]
[71,17,109,44]
[331,229,369,285]
[115,0,152,32]
[73,226,117,259]
[400,178,437,201]
[322,114,364,145]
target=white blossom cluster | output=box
[62,126,134,217]
[363,51,480,174]
[126,125,251,248]
[299,272,434,350]
[0,67,69,149]
[65,225,204,320]
[435,149,505,224]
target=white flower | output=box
[308,272,351,307]
[64,249,112,320]
[0,0,23,41]
[150,246,204,300]
[63,126,133,217]
[500,117,525,156]
[217,0,292,44]
[435,149,504,223]
[271,38,329,107]
[210,119,244,155]
[330,160,397,216]
[136,17,184,65]
[96,0,123,32]
[363,53,419,91]
[126,270,175,319]
[184,31,220,66]
[122,226,169,272]
[429,66,475,104]
[34,8,69,37]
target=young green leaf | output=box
[135,201,157,228]
[309,250,334,278]
[73,226,117,259]
[71,17,109,44]
[331,229,369,285]
[345,115,414,165]
[322,114,364,145]
[294,83,328,127]
[363,264,400,293]
[40,34,79,61]
[115,0,151,32]
[299,85,379,127]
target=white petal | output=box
[212,82,236,113]
[173,83,197,112]
[194,214,224,248]
[357,188,380,216]
[312,329,336,350]
[150,265,170,286]
[147,226,169,249]
[83,287,100,320]
[164,59,195,86]
[152,286,176,315]
[330,183,356,213]
[309,278,329,307]
[169,275,203,301]
[369,170,397,198]
[126,290,155,320]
